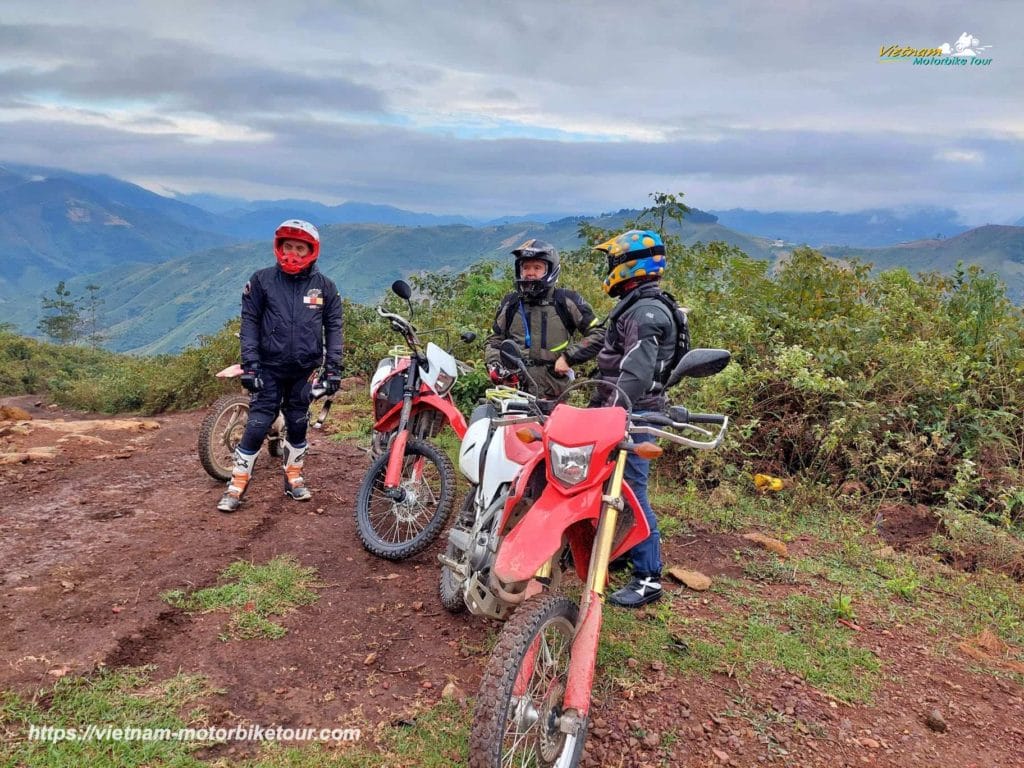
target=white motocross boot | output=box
[217,448,259,513]
[282,440,312,501]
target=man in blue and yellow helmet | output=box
[483,239,605,398]
[592,229,682,607]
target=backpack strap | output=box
[500,292,520,335]
[500,292,534,349]
[657,289,690,355]
[551,288,578,334]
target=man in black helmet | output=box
[484,239,605,398]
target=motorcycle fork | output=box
[383,364,426,490]
[511,451,629,727]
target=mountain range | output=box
[1,162,1021,353]
[21,213,774,354]
[709,208,973,248]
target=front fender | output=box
[496,481,652,584]
[494,483,605,583]
[416,394,468,439]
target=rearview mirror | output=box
[664,348,731,387]
[499,339,525,370]
[391,280,412,300]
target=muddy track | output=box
[2,395,1023,767]
[0,399,485,725]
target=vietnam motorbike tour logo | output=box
[879,32,993,66]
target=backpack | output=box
[501,288,580,341]
[611,287,691,386]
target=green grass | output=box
[599,582,882,704]
[238,697,471,767]
[692,594,881,703]
[740,552,798,584]
[1,664,471,768]
[0,322,243,413]
[162,556,320,640]
[379,697,471,766]
[649,478,868,546]
[0,667,211,767]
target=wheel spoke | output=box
[356,438,455,559]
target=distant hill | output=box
[0,172,235,305]
[821,225,1024,302]
[2,163,232,235]
[217,200,477,236]
[35,212,773,354]
[5,163,1022,353]
[175,191,578,230]
[711,207,970,248]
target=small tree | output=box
[37,281,81,345]
[82,283,105,347]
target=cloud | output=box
[0,1,1020,223]
[0,22,388,118]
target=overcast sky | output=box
[1,1,1021,223]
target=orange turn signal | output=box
[516,427,541,444]
[634,442,663,460]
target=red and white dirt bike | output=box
[355,279,475,560]
[446,339,730,768]
[197,365,333,481]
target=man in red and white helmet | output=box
[217,219,344,513]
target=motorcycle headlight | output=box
[434,370,456,396]
[549,441,594,487]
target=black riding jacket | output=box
[240,264,343,372]
[595,283,678,411]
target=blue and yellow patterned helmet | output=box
[594,229,666,296]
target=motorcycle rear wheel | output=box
[198,394,251,481]
[439,486,476,613]
[355,437,456,560]
[470,594,587,768]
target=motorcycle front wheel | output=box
[355,437,456,560]
[197,394,251,481]
[470,594,588,768]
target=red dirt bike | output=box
[464,340,730,767]
[198,365,333,481]
[355,280,475,560]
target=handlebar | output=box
[375,308,475,371]
[376,306,421,353]
[629,409,729,451]
[490,413,543,428]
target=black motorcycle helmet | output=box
[512,239,560,300]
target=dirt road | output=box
[2,396,1022,767]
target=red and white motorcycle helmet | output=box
[274,219,320,274]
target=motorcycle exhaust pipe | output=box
[488,570,530,605]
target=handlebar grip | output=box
[634,413,675,427]
[687,412,726,425]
